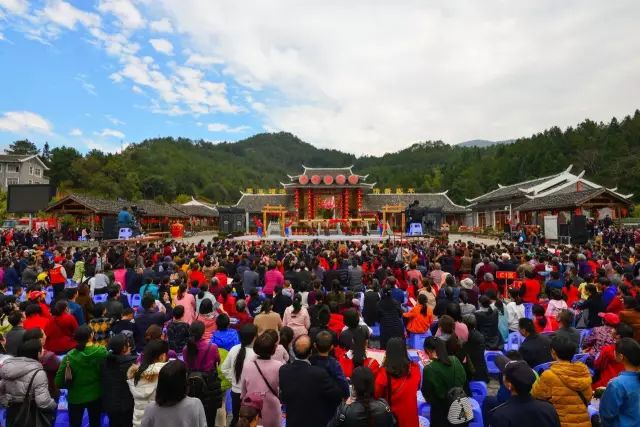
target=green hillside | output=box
[40,109,640,204]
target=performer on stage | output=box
[254,218,264,237]
[284,219,294,237]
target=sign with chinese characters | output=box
[245,188,254,194]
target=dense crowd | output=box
[0,230,640,427]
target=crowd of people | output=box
[0,229,639,427]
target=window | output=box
[28,179,33,184]
[7,165,19,173]
[0,164,3,172]
[7,178,19,185]
[29,166,33,175]
[35,168,41,177]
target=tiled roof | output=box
[299,165,355,177]
[235,194,294,213]
[172,204,219,217]
[46,193,188,218]
[0,154,31,162]
[516,188,633,211]
[363,193,468,214]
[467,173,563,204]
[46,193,124,215]
[134,200,188,218]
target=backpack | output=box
[446,387,474,425]
[186,345,223,411]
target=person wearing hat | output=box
[489,358,561,427]
[581,312,619,358]
[28,289,51,318]
[460,277,479,307]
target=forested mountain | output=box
[38,110,640,204]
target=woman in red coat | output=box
[374,338,421,427]
[44,300,79,354]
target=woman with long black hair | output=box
[374,337,421,427]
[126,339,169,427]
[283,294,311,339]
[421,336,468,427]
[376,286,404,349]
[221,323,258,427]
[102,334,137,427]
[182,320,222,427]
[328,366,396,427]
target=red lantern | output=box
[335,174,346,185]
[311,175,321,185]
[294,189,300,212]
[323,175,334,185]
[298,175,309,185]
[306,189,313,219]
[356,188,363,211]
[348,175,359,185]
[342,189,349,219]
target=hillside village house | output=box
[466,165,633,229]
[0,154,49,190]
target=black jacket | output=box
[101,353,137,413]
[463,330,489,382]
[519,333,552,369]
[362,291,380,326]
[475,308,503,350]
[328,398,396,427]
[279,360,345,427]
[489,395,560,427]
[133,307,172,351]
[377,297,404,348]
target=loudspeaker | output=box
[570,215,588,244]
[102,216,118,240]
[558,223,569,237]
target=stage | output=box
[230,233,435,242]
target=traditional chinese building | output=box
[235,165,468,234]
[466,165,633,229]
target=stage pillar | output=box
[263,211,267,234]
[401,212,406,234]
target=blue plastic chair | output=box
[505,332,524,351]
[121,291,132,306]
[370,324,380,338]
[588,405,598,418]
[533,361,553,375]
[93,294,108,304]
[417,390,430,418]
[484,351,503,376]
[418,415,430,427]
[572,353,589,364]
[131,294,142,308]
[469,381,488,407]
[407,330,432,349]
[468,398,483,427]
[523,303,533,319]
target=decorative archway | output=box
[381,204,406,234]
[262,204,289,236]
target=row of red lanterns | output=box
[299,174,359,185]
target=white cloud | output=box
[207,122,249,133]
[186,53,224,67]
[104,114,125,126]
[76,74,97,95]
[41,0,100,30]
[149,38,173,55]
[0,111,52,134]
[98,128,125,138]
[132,85,144,94]
[69,128,83,136]
[150,18,173,33]
[155,0,640,154]
[85,139,129,153]
[0,32,4,41]
[0,0,28,15]
[98,0,145,30]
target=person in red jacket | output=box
[479,273,499,295]
[520,270,542,304]
[188,264,206,286]
[44,300,79,354]
[23,303,50,331]
[592,323,634,389]
[28,290,51,318]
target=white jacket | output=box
[221,344,255,394]
[506,302,526,331]
[127,362,168,427]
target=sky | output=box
[0,1,639,156]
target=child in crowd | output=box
[545,289,568,318]
[211,313,240,351]
[533,304,558,333]
[167,305,190,353]
[282,280,295,300]
[592,322,634,389]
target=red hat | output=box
[27,290,46,301]
[598,312,620,325]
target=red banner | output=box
[496,271,517,280]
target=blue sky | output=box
[0,1,639,155]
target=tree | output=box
[48,146,83,187]
[41,142,51,162]
[6,139,39,155]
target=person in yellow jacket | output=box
[531,335,593,427]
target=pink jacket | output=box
[241,358,283,427]
[283,306,311,339]
[174,293,196,324]
[263,269,284,296]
